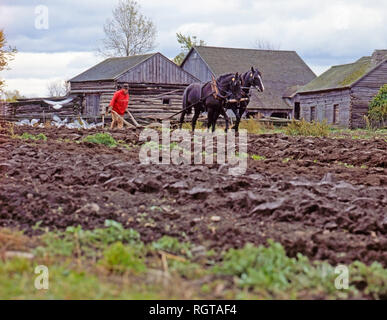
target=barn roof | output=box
[182,46,316,110]
[70,53,156,82]
[298,50,387,94]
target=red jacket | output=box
[110,89,130,115]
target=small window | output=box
[333,104,339,124]
[162,98,170,105]
[310,107,316,121]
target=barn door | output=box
[85,94,100,117]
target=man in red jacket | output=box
[108,84,130,129]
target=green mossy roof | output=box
[298,57,373,93]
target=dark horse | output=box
[225,67,265,132]
[179,73,242,132]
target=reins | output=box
[163,78,239,121]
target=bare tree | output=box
[254,39,281,50]
[1,89,25,102]
[47,80,69,97]
[97,0,157,57]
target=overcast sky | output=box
[1,0,386,97]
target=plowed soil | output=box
[0,126,386,267]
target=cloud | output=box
[2,52,102,97]
[1,0,386,96]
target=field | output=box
[0,122,386,299]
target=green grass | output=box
[99,242,146,274]
[251,154,266,161]
[329,128,387,140]
[152,236,193,259]
[1,224,386,299]
[214,241,387,299]
[0,258,162,300]
[35,220,142,259]
[83,133,117,147]
[16,133,48,141]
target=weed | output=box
[213,240,387,299]
[251,154,266,161]
[284,119,330,137]
[35,220,142,258]
[17,132,47,141]
[182,121,205,130]
[83,133,117,147]
[337,162,355,169]
[214,241,345,296]
[239,118,263,134]
[99,242,146,274]
[152,236,193,259]
[350,261,387,299]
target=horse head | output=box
[246,67,265,92]
[229,72,242,101]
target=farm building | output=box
[69,52,199,121]
[0,52,199,123]
[0,96,83,123]
[180,46,316,118]
[294,50,387,128]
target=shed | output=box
[296,50,387,128]
[69,52,199,120]
[180,46,316,118]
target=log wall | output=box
[70,81,116,94]
[298,89,351,127]
[350,61,387,128]
[0,99,82,122]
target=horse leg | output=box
[192,107,200,132]
[231,106,238,131]
[233,107,242,133]
[179,110,186,130]
[235,106,246,132]
[212,109,220,133]
[219,107,230,133]
[206,108,213,132]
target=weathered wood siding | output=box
[0,101,11,117]
[350,61,387,128]
[181,49,213,82]
[117,53,198,84]
[70,80,116,94]
[298,89,351,127]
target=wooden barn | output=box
[180,46,316,118]
[295,50,387,128]
[69,52,199,121]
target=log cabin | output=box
[69,52,199,121]
[294,50,387,128]
[180,46,316,119]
